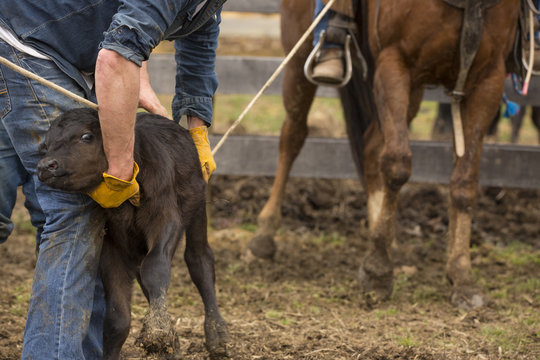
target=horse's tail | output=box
[337,0,377,181]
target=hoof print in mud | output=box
[247,233,277,260]
[451,285,488,311]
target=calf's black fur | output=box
[37,108,229,359]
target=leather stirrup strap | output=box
[449,0,500,156]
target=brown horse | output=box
[247,0,520,309]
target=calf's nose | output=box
[37,158,59,173]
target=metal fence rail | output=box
[211,135,540,189]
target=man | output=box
[0,0,223,358]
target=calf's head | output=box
[37,108,107,193]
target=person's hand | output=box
[88,162,141,208]
[138,62,170,118]
[189,126,216,182]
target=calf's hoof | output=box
[358,253,394,302]
[205,315,230,359]
[136,312,179,356]
[247,233,276,260]
[451,284,488,310]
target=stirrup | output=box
[304,30,353,87]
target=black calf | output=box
[37,108,229,359]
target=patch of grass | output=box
[8,282,32,317]
[312,232,345,247]
[265,310,294,326]
[491,288,508,299]
[515,277,540,292]
[14,213,36,235]
[391,273,412,296]
[226,262,243,274]
[240,223,257,232]
[131,303,147,317]
[374,307,398,320]
[157,90,539,144]
[309,305,322,316]
[492,242,540,267]
[395,328,418,348]
[412,285,445,303]
[480,325,535,354]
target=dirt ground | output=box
[1,176,539,360]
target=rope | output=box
[0,56,98,110]
[522,8,535,95]
[211,0,338,155]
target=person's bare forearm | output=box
[139,62,170,118]
[187,116,206,129]
[95,49,140,181]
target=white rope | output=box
[211,0,338,155]
[0,55,98,110]
[522,8,535,95]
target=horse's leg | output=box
[446,61,506,310]
[510,105,526,143]
[247,51,317,259]
[358,47,414,300]
[531,106,540,144]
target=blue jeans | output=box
[0,40,106,359]
[313,0,342,50]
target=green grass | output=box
[265,310,295,326]
[312,232,346,247]
[492,242,540,267]
[239,223,257,232]
[156,94,539,145]
[374,307,398,320]
[8,282,32,317]
[395,328,418,348]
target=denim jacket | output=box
[0,0,226,124]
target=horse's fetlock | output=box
[450,186,476,212]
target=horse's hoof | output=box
[451,284,488,310]
[358,254,394,302]
[205,315,230,359]
[247,233,276,259]
[136,312,179,355]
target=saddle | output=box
[442,0,501,8]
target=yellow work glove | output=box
[189,126,216,182]
[88,162,141,208]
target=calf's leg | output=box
[100,239,135,360]
[185,207,229,358]
[136,219,182,356]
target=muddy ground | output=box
[1,176,539,360]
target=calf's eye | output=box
[81,133,94,142]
